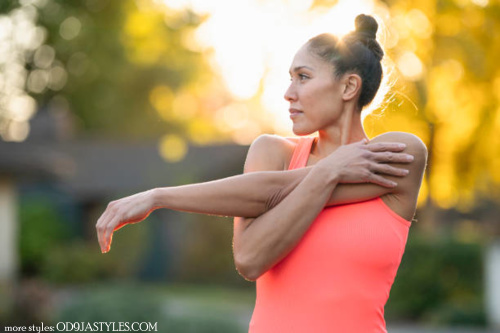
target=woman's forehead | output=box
[290,45,332,72]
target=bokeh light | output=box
[59,16,82,40]
[0,2,67,142]
[159,0,380,135]
[159,133,188,162]
[397,51,424,81]
[0,6,40,142]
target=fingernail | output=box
[398,144,406,149]
[407,155,414,161]
[403,169,410,175]
[391,181,398,187]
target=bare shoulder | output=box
[244,134,296,173]
[370,132,427,158]
[369,132,428,217]
[370,131,428,172]
[370,131,427,148]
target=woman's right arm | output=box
[231,135,411,281]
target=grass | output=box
[52,281,255,332]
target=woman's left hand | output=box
[95,189,156,253]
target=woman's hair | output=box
[307,14,384,109]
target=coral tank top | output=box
[248,137,411,333]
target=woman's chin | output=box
[292,125,315,136]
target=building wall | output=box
[0,177,17,282]
[0,177,18,315]
[486,241,500,328]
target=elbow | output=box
[234,253,265,282]
[235,263,262,282]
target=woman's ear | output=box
[342,73,362,102]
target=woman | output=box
[96,14,426,332]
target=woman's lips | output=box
[289,108,303,119]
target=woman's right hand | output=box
[96,189,157,253]
[315,139,414,188]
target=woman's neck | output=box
[313,106,368,158]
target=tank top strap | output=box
[288,137,316,170]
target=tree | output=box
[361,0,500,218]
[0,0,230,144]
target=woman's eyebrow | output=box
[289,65,314,74]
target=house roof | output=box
[0,141,69,179]
[0,139,249,200]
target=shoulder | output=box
[371,131,427,197]
[370,131,428,164]
[369,132,428,220]
[243,134,297,173]
[370,131,427,150]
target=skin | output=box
[95,43,427,281]
[232,45,426,279]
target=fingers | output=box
[371,151,414,164]
[96,206,118,253]
[96,211,109,253]
[103,216,120,253]
[366,173,398,188]
[371,163,409,177]
[365,142,407,152]
[108,215,124,251]
[365,161,411,188]
[361,141,414,163]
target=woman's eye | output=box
[289,74,309,81]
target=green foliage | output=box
[385,231,486,326]
[36,0,211,139]
[19,194,149,284]
[423,301,486,326]
[0,0,215,140]
[0,0,19,13]
[40,241,112,284]
[176,214,246,287]
[19,196,70,275]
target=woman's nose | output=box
[284,83,297,102]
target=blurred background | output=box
[0,0,499,332]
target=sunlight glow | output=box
[472,0,489,7]
[406,9,432,39]
[161,0,379,135]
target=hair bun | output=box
[354,14,378,40]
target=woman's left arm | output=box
[96,133,422,253]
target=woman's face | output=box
[285,44,345,135]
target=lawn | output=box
[53,282,256,333]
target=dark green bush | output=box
[19,196,70,276]
[19,195,149,284]
[385,231,486,326]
